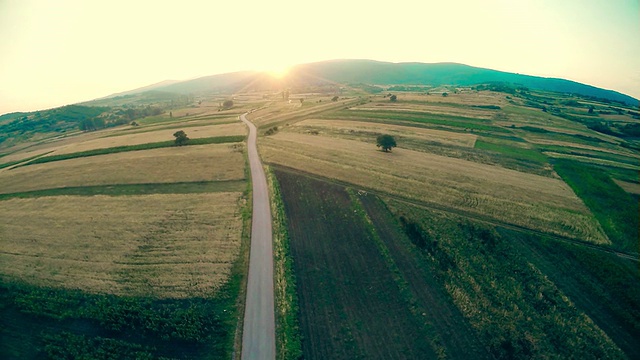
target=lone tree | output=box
[376,134,397,152]
[222,100,234,109]
[173,130,189,146]
[390,94,397,102]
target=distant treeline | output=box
[0,104,166,146]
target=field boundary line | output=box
[0,180,246,200]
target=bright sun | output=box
[264,65,290,79]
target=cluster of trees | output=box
[0,105,110,140]
[120,105,163,120]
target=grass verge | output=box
[267,166,302,360]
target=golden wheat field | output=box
[288,119,478,148]
[0,192,243,298]
[0,127,126,165]
[0,144,246,194]
[51,122,247,156]
[260,132,608,243]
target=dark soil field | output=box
[275,169,436,359]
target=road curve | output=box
[240,114,276,360]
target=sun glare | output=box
[264,65,290,79]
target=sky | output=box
[1,0,638,115]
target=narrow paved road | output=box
[240,113,276,360]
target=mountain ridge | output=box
[110,59,636,106]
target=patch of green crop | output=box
[323,109,511,133]
[501,227,640,357]
[475,139,548,164]
[386,199,626,359]
[553,159,638,252]
[0,279,240,359]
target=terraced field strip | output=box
[289,119,478,148]
[0,143,245,194]
[22,135,245,166]
[275,169,437,359]
[350,102,497,119]
[0,180,246,200]
[322,109,510,133]
[56,122,246,155]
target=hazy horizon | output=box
[1,0,638,115]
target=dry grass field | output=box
[614,179,640,195]
[0,143,245,194]
[247,97,357,128]
[0,192,243,298]
[288,119,478,148]
[261,132,607,243]
[51,122,246,155]
[350,102,497,120]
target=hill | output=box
[291,60,639,106]
[114,60,638,107]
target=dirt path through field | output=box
[240,113,275,359]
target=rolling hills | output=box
[92,59,638,106]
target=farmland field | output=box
[0,108,251,358]
[384,197,627,359]
[274,169,631,359]
[0,143,245,194]
[274,169,438,359]
[261,132,606,243]
[1,81,638,359]
[50,122,246,156]
[0,189,250,359]
[0,192,243,298]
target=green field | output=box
[1,278,240,359]
[553,159,639,252]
